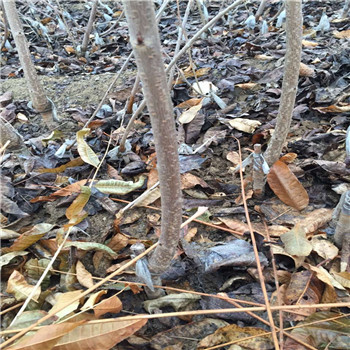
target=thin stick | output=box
[236,137,280,350]
[8,226,73,326]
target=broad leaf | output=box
[93,295,122,318]
[6,270,41,302]
[267,160,309,210]
[3,223,54,253]
[76,260,94,289]
[8,321,84,350]
[76,128,100,168]
[94,176,145,195]
[52,318,147,350]
[64,241,117,258]
[285,312,350,349]
[179,103,202,124]
[280,223,312,257]
[65,186,91,220]
[0,251,28,269]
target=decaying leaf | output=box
[3,223,54,253]
[52,318,147,350]
[6,270,41,302]
[198,323,273,349]
[143,293,201,313]
[229,118,261,133]
[0,251,28,269]
[8,321,84,350]
[280,223,313,257]
[93,295,123,318]
[267,160,309,211]
[65,186,91,220]
[179,102,203,124]
[76,260,94,289]
[313,104,350,113]
[285,312,350,349]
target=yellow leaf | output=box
[76,128,100,168]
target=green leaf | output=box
[94,176,146,195]
[76,128,100,168]
[64,241,118,258]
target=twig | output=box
[8,226,73,327]
[80,0,98,57]
[235,137,280,350]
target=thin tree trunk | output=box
[123,1,182,276]
[3,0,54,127]
[264,0,303,166]
[80,0,98,57]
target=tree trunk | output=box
[264,0,303,166]
[3,0,54,127]
[123,1,182,275]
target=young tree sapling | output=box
[264,0,303,166]
[122,0,182,282]
[3,0,55,128]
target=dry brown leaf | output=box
[235,82,260,90]
[311,236,338,260]
[82,290,107,312]
[179,103,203,124]
[176,98,203,108]
[8,321,84,350]
[198,323,273,349]
[181,173,209,190]
[51,180,88,197]
[52,318,147,350]
[6,270,41,302]
[147,168,159,189]
[65,186,91,220]
[302,39,318,47]
[267,160,309,211]
[38,158,84,174]
[93,295,122,318]
[332,272,350,289]
[333,29,350,38]
[50,290,83,319]
[299,62,315,77]
[279,153,297,164]
[229,118,261,133]
[217,218,249,235]
[226,151,240,166]
[297,208,333,234]
[76,260,94,289]
[313,104,350,113]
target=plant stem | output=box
[123,0,182,275]
[264,0,303,166]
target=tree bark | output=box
[123,0,182,275]
[3,0,54,127]
[264,0,303,166]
